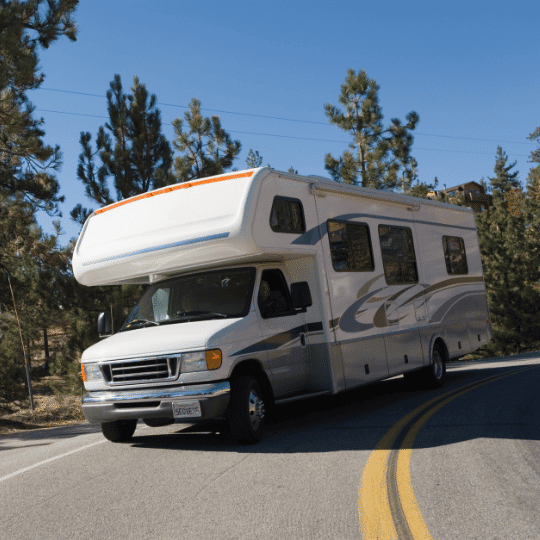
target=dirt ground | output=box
[0,378,85,436]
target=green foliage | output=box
[56,253,143,356]
[525,127,540,205]
[0,315,28,401]
[0,192,73,401]
[488,146,520,195]
[476,202,540,355]
[402,160,439,199]
[246,149,263,168]
[0,0,78,214]
[474,144,540,356]
[324,69,419,190]
[172,98,241,182]
[72,74,174,224]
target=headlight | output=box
[81,363,103,382]
[181,349,222,373]
[181,352,207,373]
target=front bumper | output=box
[81,381,230,424]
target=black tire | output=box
[101,419,137,442]
[227,375,265,444]
[422,343,446,388]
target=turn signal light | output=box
[205,349,222,370]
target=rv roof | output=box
[94,170,257,216]
[272,169,473,214]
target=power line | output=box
[37,87,536,147]
[39,87,328,125]
[35,108,531,158]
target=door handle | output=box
[300,333,306,347]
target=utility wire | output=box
[35,108,531,158]
[37,87,536,147]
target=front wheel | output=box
[101,419,137,442]
[227,375,266,444]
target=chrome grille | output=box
[102,356,179,385]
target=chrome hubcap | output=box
[248,389,265,431]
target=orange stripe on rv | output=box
[94,171,255,215]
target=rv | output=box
[73,167,491,444]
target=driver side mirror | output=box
[291,281,312,311]
[97,311,112,338]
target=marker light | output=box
[205,349,222,370]
[81,363,103,382]
[181,350,222,372]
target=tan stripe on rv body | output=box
[399,276,485,308]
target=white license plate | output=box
[172,401,202,418]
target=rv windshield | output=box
[120,267,256,331]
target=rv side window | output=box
[443,236,468,274]
[327,220,374,272]
[270,197,306,234]
[258,269,294,318]
[378,225,418,285]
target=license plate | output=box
[172,401,202,418]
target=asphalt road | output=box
[1,354,540,540]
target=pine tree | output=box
[324,69,419,190]
[172,98,241,182]
[525,127,540,204]
[0,191,72,400]
[406,164,439,199]
[72,74,174,224]
[475,146,540,355]
[246,149,263,168]
[0,0,78,213]
[488,146,520,194]
[524,125,540,319]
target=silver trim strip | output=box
[82,232,230,266]
[82,381,230,404]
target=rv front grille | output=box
[101,356,180,385]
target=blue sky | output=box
[29,0,540,244]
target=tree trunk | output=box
[43,327,50,372]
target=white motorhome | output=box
[73,167,491,444]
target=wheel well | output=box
[433,337,448,363]
[230,360,275,409]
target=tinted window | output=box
[270,197,305,233]
[443,236,468,274]
[327,220,374,272]
[258,269,294,318]
[378,225,418,284]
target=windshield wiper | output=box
[121,318,160,331]
[164,310,229,323]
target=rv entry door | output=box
[256,268,309,398]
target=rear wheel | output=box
[228,375,265,444]
[422,343,446,388]
[404,343,446,389]
[101,419,137,442]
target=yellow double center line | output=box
[358,366,536,540]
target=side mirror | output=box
[97,311,112,337]
[291,281,312,310]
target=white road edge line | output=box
[0,439,107,483]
